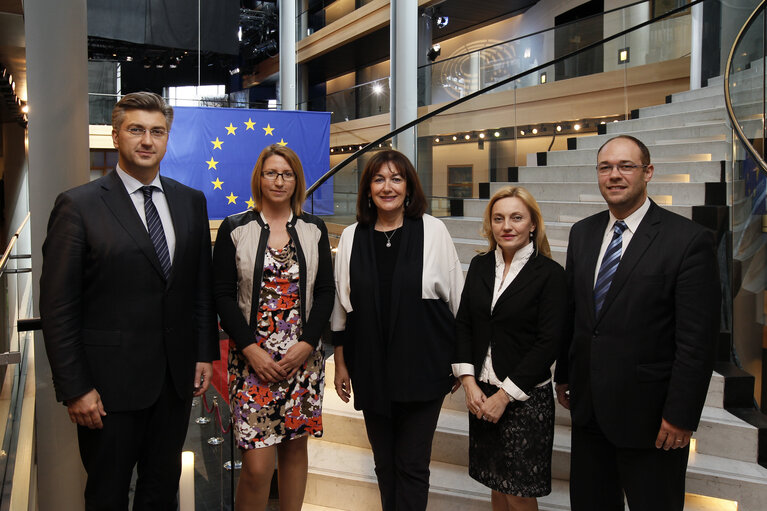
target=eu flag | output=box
[161,106,332,219]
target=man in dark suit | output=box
[40,92,219,510]
[554,135,720,511]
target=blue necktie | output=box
[142,186,171,279]
[594,220,627,315]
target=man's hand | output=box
[67,389,106,429]
[277,341,313,379]
[478,388,510,423]
[655,418,693,450]
[242,343,287,382]
[193,362,213,397]
[555,383,571,410]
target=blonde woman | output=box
[453,186,567,511]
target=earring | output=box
[529,231,535,240]
[405,195,411,207]
[368,197,372,208]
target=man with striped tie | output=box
[554,135,720,511]
[40,92,219,510]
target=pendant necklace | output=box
[383,227,399,248]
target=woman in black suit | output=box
[453,186,566,511]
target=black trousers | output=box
[570,417,689,511]
[362,397,444,511]
[77,370,193,511]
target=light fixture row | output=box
[0,64,27,126]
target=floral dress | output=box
[229,240,324,449]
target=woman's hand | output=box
[333,346,353,403]
[461,375,486,419]
[478,388,510,424]
[277,341,314,379]
[242,343,287,382]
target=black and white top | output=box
[331,214,464,415]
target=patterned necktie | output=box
[141,186,172,279]
[594,220,628,315]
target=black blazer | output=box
[40,170,219,412]
[554,200,720,448]
[455,250,567,395]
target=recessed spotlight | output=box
[532,128,538,135]
[520,130,525,135]
[434,138,440,143]
[452,136,457,141]
[600,121,606,125]
[574,124,581,131]
[479,133,485,139]
[330,148,334,153]
[556,125,562,132]
[464,134,470,140]
[494,131,501,137]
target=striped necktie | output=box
[141,186,172,279]
[594,220,627,315]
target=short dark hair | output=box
[250,144,307,216]
[356,149,427,226]
[597,135,651,165]
[112,92,174,131]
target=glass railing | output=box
[298,77,390,124]
[301,0,693,123]
[0,213,34,507]
[724,0,767,411]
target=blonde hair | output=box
[481,186,551,258]
[250,145,307,215]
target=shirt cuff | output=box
[501,377,530,402]
[452,363,475,379]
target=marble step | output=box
[462,199,692,223]
[487,182,707,206]
[573,125,732,150]
[539,140,730,166]
[516,161,724,183]
[605,107,728,132]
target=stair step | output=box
[517,161,724,183]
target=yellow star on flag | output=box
[211,178,224,190]
[226,192,238,204]
[263,124,275,136]
[211,137,223,150]
[244,118,256,130]
[225,123,237,135]
[277,138,288,146]
[206,157,219,170]
[246,197,256,209]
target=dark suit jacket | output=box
[40,170,219,413]
[554,200,720,448]
[455,250,567,395]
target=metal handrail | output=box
[0,213,30,278]
[723,0,767,173]
[306,0,703,197]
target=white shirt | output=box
[593,197,651,286]
[452,242,547,402]
[115,166,176,263]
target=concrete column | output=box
[25,0,90,509]
[390,0,418,162]
[417,10,432,107]
[690,1,703,90]
[279,0,297,110]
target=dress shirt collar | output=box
[494,240,534,270]
[608,196,650,234]
[115,165,164,195]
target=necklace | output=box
[383,228,399,248]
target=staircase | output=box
[304,69,767,510]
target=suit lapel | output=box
[597,202,661,321]
[161,176,184,286]
[100,171,166,281]
[493,255,538,312]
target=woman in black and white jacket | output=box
[331,149,463,511]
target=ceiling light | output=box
[434,138,440,143]
[464,134,470,140]
[372,83,384,94]
[540,72,547,84]
[532,128,538,134]
[520,130,525,135]
[478,133,485,139]
[436,16,449,29]
[427,44,441,62]
[452,136,457,141]
[574,124,581,131]
[494,131,500,137]
[556,125,562,132]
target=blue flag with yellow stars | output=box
[161,106,332,219]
